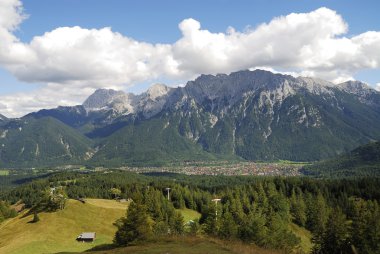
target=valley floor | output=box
[117,160,304,176]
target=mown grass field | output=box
[85,198,131,210]
[0,169,9,176]
[0,199,128,254]
[177,208,201,223]
[290,222,313,253]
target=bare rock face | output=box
[81,70,380,124]
[83,89,126,111]
[137,84,173,118]
[82,84,173,118]
[146,83,172,99]
[338,80,372,94]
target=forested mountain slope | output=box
[0,117,93,167]
[303,141,380,177]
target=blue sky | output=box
[16,0,380,42]
[0,0,379,116]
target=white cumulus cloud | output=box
[375,83,380,92]
[10,26,179,85]
[0,0,379,117]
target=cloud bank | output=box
[0,0,379,117]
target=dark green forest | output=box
[303,141,380,177]
[1,171,379,253]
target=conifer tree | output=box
[114,201,153,246]
[350,198,380,253]
[307,193,329,235]
[313,208,350,254]
[203,202,220,236]
[290,188,307,226]
[239,209,268,246]
[169,210,184,235]
[218,209,238,239]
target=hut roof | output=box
[77,232,96,239]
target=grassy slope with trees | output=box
[1,171,379,253]
[89,118,221,167]
[0,198,278,254]
[0,199,128,254]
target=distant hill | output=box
[90,117,222,167]
[302,141,380,177]
[0,117,93,167]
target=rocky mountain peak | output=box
[296,77,335,94]
[80,71,380,121]
[338,80,372,94]
[83,88,126,111]
[146,83,171,100]
[81,84,174,117]
[187,69,298,95]
[184,69,337,108]
[0,114,7,121]
[337,80,379,108]
[136,84,174,118]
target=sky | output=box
[0,0,380,117]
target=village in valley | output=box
[0,161,304,183]
[0,161,304,193]
[118,161,304,176]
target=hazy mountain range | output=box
[1,69,380,167]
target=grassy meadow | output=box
[290,223,313,253]
[0,199,128,254]
[0,169,9,176]
[176,207,201,223]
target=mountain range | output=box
[1,69,380,167]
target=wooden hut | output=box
[76,232,96,242]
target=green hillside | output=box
[0,199,128,254]
[0,117,93,167]
[90,117,221,167]
[302,141,380,177]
